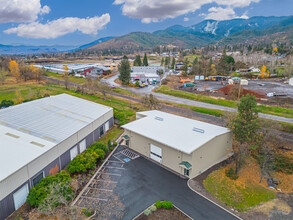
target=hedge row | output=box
[26,171,73,208]
[155,200,173,209]
[66,143,106,174]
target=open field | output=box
[155,85,293,118]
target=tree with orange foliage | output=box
[30,64,41,82]
[9,60,20,82]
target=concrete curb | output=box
[71,133,124,206]
[187,179,242,220]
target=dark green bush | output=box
[26,171,73,208]
[114,142,118,147]
[110,147,114,151]
[90,142,109,153]
[67,145,105,174]
[0,99,14,108]
[225,168,239,180]
[273,154,293,174]
[155,200,162,209]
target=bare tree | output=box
[141,94,160,110]
[0,68,6,85]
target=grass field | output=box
[45,71,86,84]
[203,168,276,212]
[184,54,201,63]
[98,126,124,145]
[155,86,293,118]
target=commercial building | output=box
[0,94,113,220]
[130,72,161,85]
[132,66,165,74]
[122,110,232,179]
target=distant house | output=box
[175,62,184,70]
[248,67,260,73]
[122,110,233,179]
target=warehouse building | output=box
[122,110,232,179]
[0,94,113,220]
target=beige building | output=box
[122,110,233,179]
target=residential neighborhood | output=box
[0,1,293,220]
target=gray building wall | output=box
[123,129,232,179]
[0,116,113,220]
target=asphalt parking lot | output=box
[74,146,239,220]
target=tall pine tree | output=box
[143,53,148,66]
[133,55,142,66]
[118,56,131,85]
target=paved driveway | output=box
[74,146,239,220]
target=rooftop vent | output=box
[5,133,20,139]
[30,141,45,147]
[192,127,205,133]
[42,136,56,142]
[0,121,8,126]
[18,128,31,134]
[155,116,164,121]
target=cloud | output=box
[184,17,189,22]
[0,0,50,23]
[4,14,111,39]
[113,0,259,23]
[204,7,249,20]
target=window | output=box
[32,172,44,186]
[100,126,104,136]
[184,168,190,177]
[105,121,109,132]
[70,146,78,161]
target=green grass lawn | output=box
[184,54,200,63]
[45,71,86,84]
[155,86,293,118]
[203,169,276,212]
[98,126,124,145]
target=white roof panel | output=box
[122,110,230,154]
[0,94,112,143]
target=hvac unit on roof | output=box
[192,127,205,133]
[154,116,164,121]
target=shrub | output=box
[114,142,118,147]
[110,147,114,151]
[273,154,293,174]
[162,201,173,209]
[26,171,73,208]
[0,99,14,108]
[225,168,239,180]
[67,145,105,174]
[155,200,162,209]
[107,140,112,147]
[149,205,157,212]
[144,209,152,216]
[90,142,109,153]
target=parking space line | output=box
[104,166,125,169]
[102,173,121,176]
[84,189,90,195]
[88,187,113,192]
[80,196,108,201]
[93,179,118,183]
[107,160,124,163]
[113,155,125,163]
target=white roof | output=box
[122,110,230,154]
[0,94,112,182]
[0,94,112,143]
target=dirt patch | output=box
[217,84,266,99]
[253,199,291,216]
[135,207,191,220]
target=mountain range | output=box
[1,16,292,55]
[85,16,293,52]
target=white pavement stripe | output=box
[108,160,124,163]
[102,173,121,176]
[80,196,108,201]
[93,179,118,183]
[104,166,125,169]
[88,188,113,192]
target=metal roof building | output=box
[122,110,233,179]
[0,94,113,220]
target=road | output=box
[101,74,293,124]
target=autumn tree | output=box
[118,56,131,85]
[133,55,142,66]
[141,94,160,110]
[143,53,148,66]
[9,60,20,82]
[19,64,32,81]
[230,94,261,173]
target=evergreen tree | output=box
[171,57,176,69]
[193,57,198,65]
[143,53,149,66]
[118,56,131,85]
[164,56,170,67]
[133,55,142,66]
[161,57,165,66]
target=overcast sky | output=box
[0,0,292,46]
